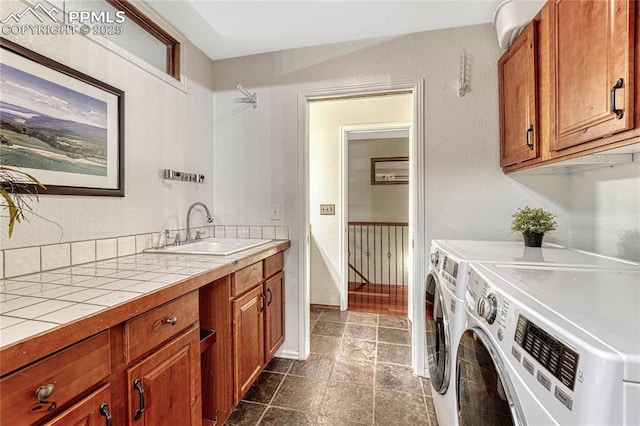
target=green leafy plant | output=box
[0,165,46,238]
[511,206,557,234]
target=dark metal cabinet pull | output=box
[267,288,273,306]
[100,403,113,426]
[259,293,266,312]
[526,125,534,151]
[611,78,624,119]
[133,379,145,421]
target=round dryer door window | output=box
[456,330,520,426]
[425,273,449,394]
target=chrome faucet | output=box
[186,202,213,242]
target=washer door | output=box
[456,329,523,426]
[425,272,450,394]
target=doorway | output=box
[298,79,427,376]
[343,125,410,315]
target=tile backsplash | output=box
[0,225,289,279]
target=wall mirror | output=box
[371,157,409,184]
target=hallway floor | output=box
[225,307,440,425]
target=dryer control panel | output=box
[514,315,579,391]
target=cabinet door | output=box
[42,384,112,426]
[551,0,635,151]
[232,285,265,403]
[126,326,201,426]
[499,21,539,167]
[264,272,285,362]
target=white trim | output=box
[298,79,425,374]
[339,122,412,312]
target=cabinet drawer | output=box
[0,331,110,426]
[264,252,284,279]
[124,291,199,362]
[232,261,263,297]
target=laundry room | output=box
[0,0,638,424]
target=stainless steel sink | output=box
[144,238,272,256]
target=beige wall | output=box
[348,137,410,223]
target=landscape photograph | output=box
[0,62,108,177]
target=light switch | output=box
[320,204,335,215]
[271,203,281,220]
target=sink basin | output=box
[145,238,272,256]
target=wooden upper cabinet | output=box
[499,21,539,167]
[551,0,635,151]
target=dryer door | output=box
[456,329,523,426]
[426,272,450,394]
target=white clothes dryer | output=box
[457,263,640,425]
[425,240,638,426]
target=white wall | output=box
[0,1,215,250]
[349,138,410,222]
[309,95,412,306]
[568,160,640,261]
[210,23,574,357]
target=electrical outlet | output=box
[320,204,335,215]
[271,203,281,220]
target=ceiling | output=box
[146,0,506,61]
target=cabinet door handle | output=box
[610,78,624,119]
[525,125,534,151]
[100,403,113,426]
[267,288,273,306]
[259,293,266,312]
[133,379,145,421]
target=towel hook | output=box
[458,49,468,97]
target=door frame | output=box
[297,79,426,376]
[339,122,412,311]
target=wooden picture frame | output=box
[371,157,409,185]
[0,37,124,196]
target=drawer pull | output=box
[100,403,113,426]
[166,316,178,326]
[133,379,145,421]
[35,383,55,401]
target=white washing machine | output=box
[425,240,638,426]
[457,263,640,425]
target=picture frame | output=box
[371,157,409,185]
[0,37,124,196]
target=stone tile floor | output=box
[225,307,440,426]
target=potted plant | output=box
[1,165,45,238]
[511,206,557,247]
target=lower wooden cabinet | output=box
[125,325,201,425]
[0,331,111,426]
[264,271,285,362]
[232,285,265,403]
[42,384,112,426]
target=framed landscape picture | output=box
[0,37,124,196]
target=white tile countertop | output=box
[0,239,290,374]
